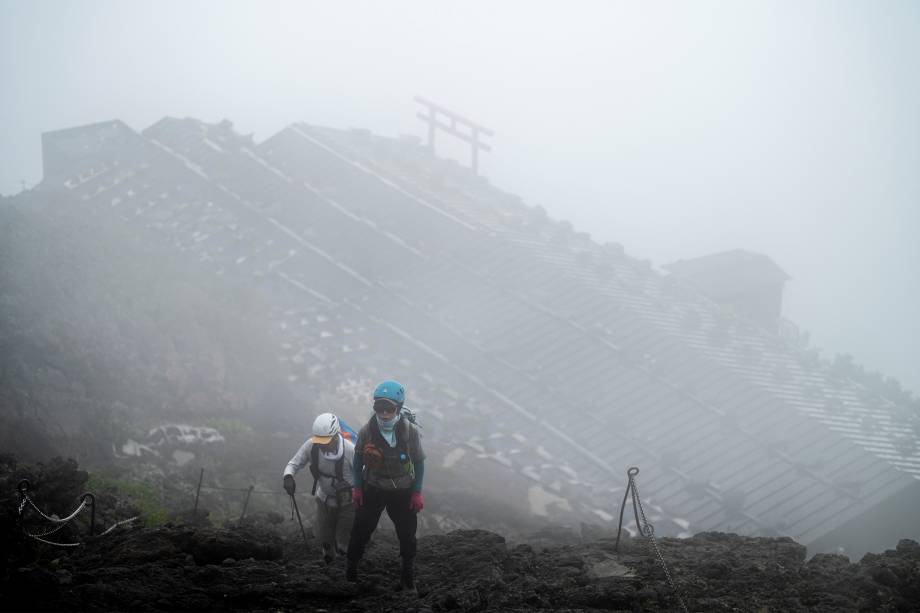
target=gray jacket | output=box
[284,434,355,506]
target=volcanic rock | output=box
[3,521,920,612]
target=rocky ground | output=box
[4,516,920,612]
[2,455,919,611]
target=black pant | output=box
[346,486,417,561]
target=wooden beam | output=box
[416,112,493,152]
[414,96,494,136]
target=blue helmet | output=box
[373,380,405,407]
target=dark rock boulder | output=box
[83,524,282,567]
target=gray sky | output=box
[2,0,918,392]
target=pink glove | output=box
[409,491,424,513]
[352,487,363,508]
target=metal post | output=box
[16,479,30,531]
[81,493,96,536]
[240,485,254,521]
[471,127,479,174]
[17,479,29,506]
[614,481,632,551]
[614,467,640,551]
[193,468,204,519]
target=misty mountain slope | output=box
[0,191,293,462]
[254,121,920,553]
[0,121,574,537]
[136,117,671,530]
[10,116,919,557]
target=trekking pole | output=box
[290,493,308,545]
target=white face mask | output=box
[376,412,399,430]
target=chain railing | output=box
[183,467,313,545]
[98,514,141,537]
[15,479,137,548]
[614,467,690,613]
[12,465,289,549]
[190,467,293,522]
[13,466,308,551]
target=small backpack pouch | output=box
[335,480,353,506]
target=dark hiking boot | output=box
[400,557,416,594]
[322,543,334,565]
[346,558,358,582]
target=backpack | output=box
[400,406,421,428]
[339,417,359,442]
[309,443,344,496]
[306,417,358,495]
[358,408,424,489]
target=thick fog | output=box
[1,0,918,394]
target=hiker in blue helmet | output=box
[346,379,425,593]
[373,379,405,406]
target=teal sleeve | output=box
[413,459,424,492]
[353,452,364,488]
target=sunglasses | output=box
[373,398,400,414]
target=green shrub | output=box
[87,474,168,526]
[203,417,254,438]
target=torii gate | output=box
[414,96,494,175]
